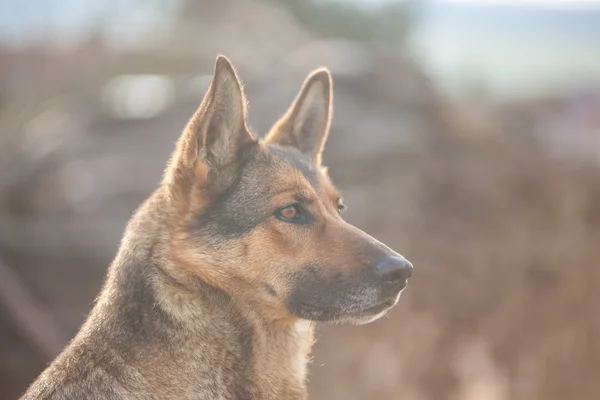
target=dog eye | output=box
[279,206,298,219]
[337,199,347,213]
[276,205,306,223]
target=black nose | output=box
[374,256,413,283]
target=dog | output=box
[20,55,413,400]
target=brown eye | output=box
[275,204,307,224]
[337,198,347,213]
[279,205,298,220]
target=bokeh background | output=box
[2,0,600,399]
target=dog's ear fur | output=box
[165,55,255,202]
[265,68,333,165]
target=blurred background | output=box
[1,0,600,399]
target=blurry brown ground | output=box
[2,1,600,399]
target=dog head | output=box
[164,56,412,325]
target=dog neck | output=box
[151,253,316,398]
[95,192,314,398]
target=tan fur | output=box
[266,69,333,165]
[20,55,411,400]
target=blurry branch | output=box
[0,214,119,260]
[0,106,35,198]
[0,100,82,215]
[0,105,74,358]
[0,255,68,358]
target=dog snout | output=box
[374,256,413,284]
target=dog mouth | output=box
[349,295,400,317]
[362,299,396,314]
[335,292,404,324]
[286,272,409,323]
[291,292,401,323]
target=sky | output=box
[407,0,600,99]
[1,0,600,46]
[347,0,600,7]
[0,0,181,47]
[1,0,599,99]
[438,0,600,5]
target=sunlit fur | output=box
[21,56,412,400]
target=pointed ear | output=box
[264,68,333,164]
[165,55,255,198]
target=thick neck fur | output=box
[24,190,313,400]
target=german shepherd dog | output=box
[21,56,413,400]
